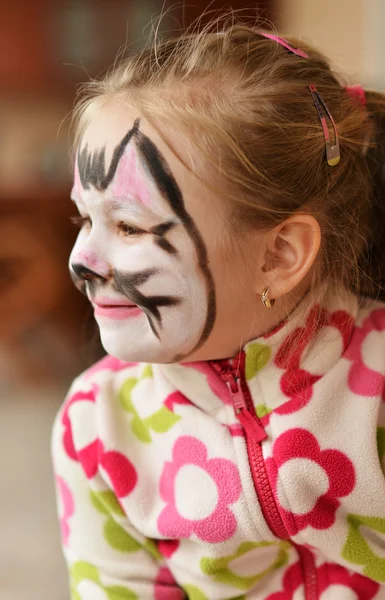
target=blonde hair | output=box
[72,15,385,300]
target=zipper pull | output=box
[224,373,267,443]
[237,408,267,443]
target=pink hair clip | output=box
[309,84,340,167]
[260,32,309,59]
[345,84,367,108]
[260,31,341,167]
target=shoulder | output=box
[351,299,385,346]
[52,356,142,468]
[343,299,385,399]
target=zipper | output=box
[213,354,289,541]
[213,354,319,598]
[295,543,318,600]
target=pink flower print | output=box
[155,567,185,600]
[265,559,379,599]
[344,308,385,401]
[265,561,303,599]
[184,362,232,405]
[163,391,191,411]
[61,385,99,477]
[157,436,241,543]
[62,384,137,495]
[98,442,137,498]
[226,423,245,438]
[56,476,74,547]
[266,428,355,535]
[84,355,137,379]
[156,539,180,558]
[317,563,379,598]
[275,307,354,415]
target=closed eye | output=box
[70,215,91,229]
[118,221,146,236]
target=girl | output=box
[52,17,385,600]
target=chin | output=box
[99,329,177,364]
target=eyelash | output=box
[70,215,145,237]
[118,221,146,236]
[71,215,91,228]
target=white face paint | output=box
[70,118,216,363]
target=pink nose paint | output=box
[110,145,151,206]
[73,250,110,278]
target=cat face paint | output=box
[70,116,216,363]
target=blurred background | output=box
[1,1,384,598]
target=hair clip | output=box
[260,32,309,59]
[345,84,367,108]
[309,84,340,167]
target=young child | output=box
[52,18,385,600]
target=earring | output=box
[261,287,275,309]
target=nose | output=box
[69,250,110,294]
[71,263,106,282]
[71,250,110,279]
[70,262,107,296]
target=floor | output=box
[1,384,69,600]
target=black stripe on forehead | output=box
[77,119,140,190]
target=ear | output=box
[260,214,321,298]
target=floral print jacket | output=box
[52,291,385,599]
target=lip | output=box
[92,298,143,320]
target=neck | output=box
[186,281,311,363]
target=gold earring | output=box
[261,287,275,309]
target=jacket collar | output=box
[160,288,359,419]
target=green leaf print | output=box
[342,513,385,582]
[104,518,142,553]
[200,541,290,590]
[182,585,209,600]
[143,539,162,561]
[119,367,181,443]
[255,404,272,419]
[90,490,141,553]
[90,490,125,516]
[245,343,271,381]
[70,561,137,600]
[89,490,162,558]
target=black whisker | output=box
[155,237,178,256]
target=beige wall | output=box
[277,0,363,80]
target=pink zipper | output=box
[213,353,319,599]
[213,354,289,540]
[295,543,318,600]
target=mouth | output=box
[92,298,143,321]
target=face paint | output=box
[72,250,110,278]
[76,120,139,192]
[70,118,216,363]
